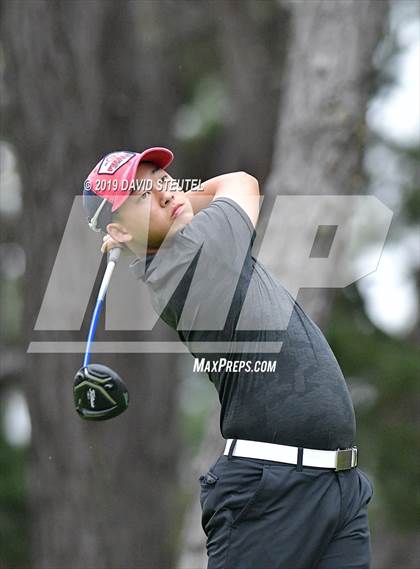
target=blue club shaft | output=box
[82,248,121,368]
[83,298,104,367]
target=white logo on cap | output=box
[98,152,135,175]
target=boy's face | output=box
[107,162,194,253]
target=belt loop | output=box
[228,438,238,461]
[296,447,304,471]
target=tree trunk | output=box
[264,0,389,323]
[176,398,223,569]
[215,0,290,182]
[176,0,388,566]
[2,2,182,567]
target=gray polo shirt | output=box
[130,197,356,450]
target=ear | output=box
[106,222,132,244]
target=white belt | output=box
[223,439,358,471]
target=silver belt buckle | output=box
[335,447,358,471]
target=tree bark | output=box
[2,2,182,567]
[215,0,290,182]
[264,0,389,323]
[176,0,388,566]
[176,398,223,569]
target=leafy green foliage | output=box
[328,285,420,529]
[0,428,29,568]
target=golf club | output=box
[74,246,129,420]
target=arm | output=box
[185,172,260,227]
[102,172,260,254]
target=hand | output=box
[101,234,123,255]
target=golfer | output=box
[83,147,374,569]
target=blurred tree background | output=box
[0,1,418,568]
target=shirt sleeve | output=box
[177,197,256,256]
[134,197,256,333]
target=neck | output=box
[146,246,159,255]
[128,240,159,258]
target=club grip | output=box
[108,247,122,264]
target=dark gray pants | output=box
[199,453,373,569]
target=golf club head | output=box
[74,363,129,421]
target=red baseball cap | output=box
[83,147,174,232]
